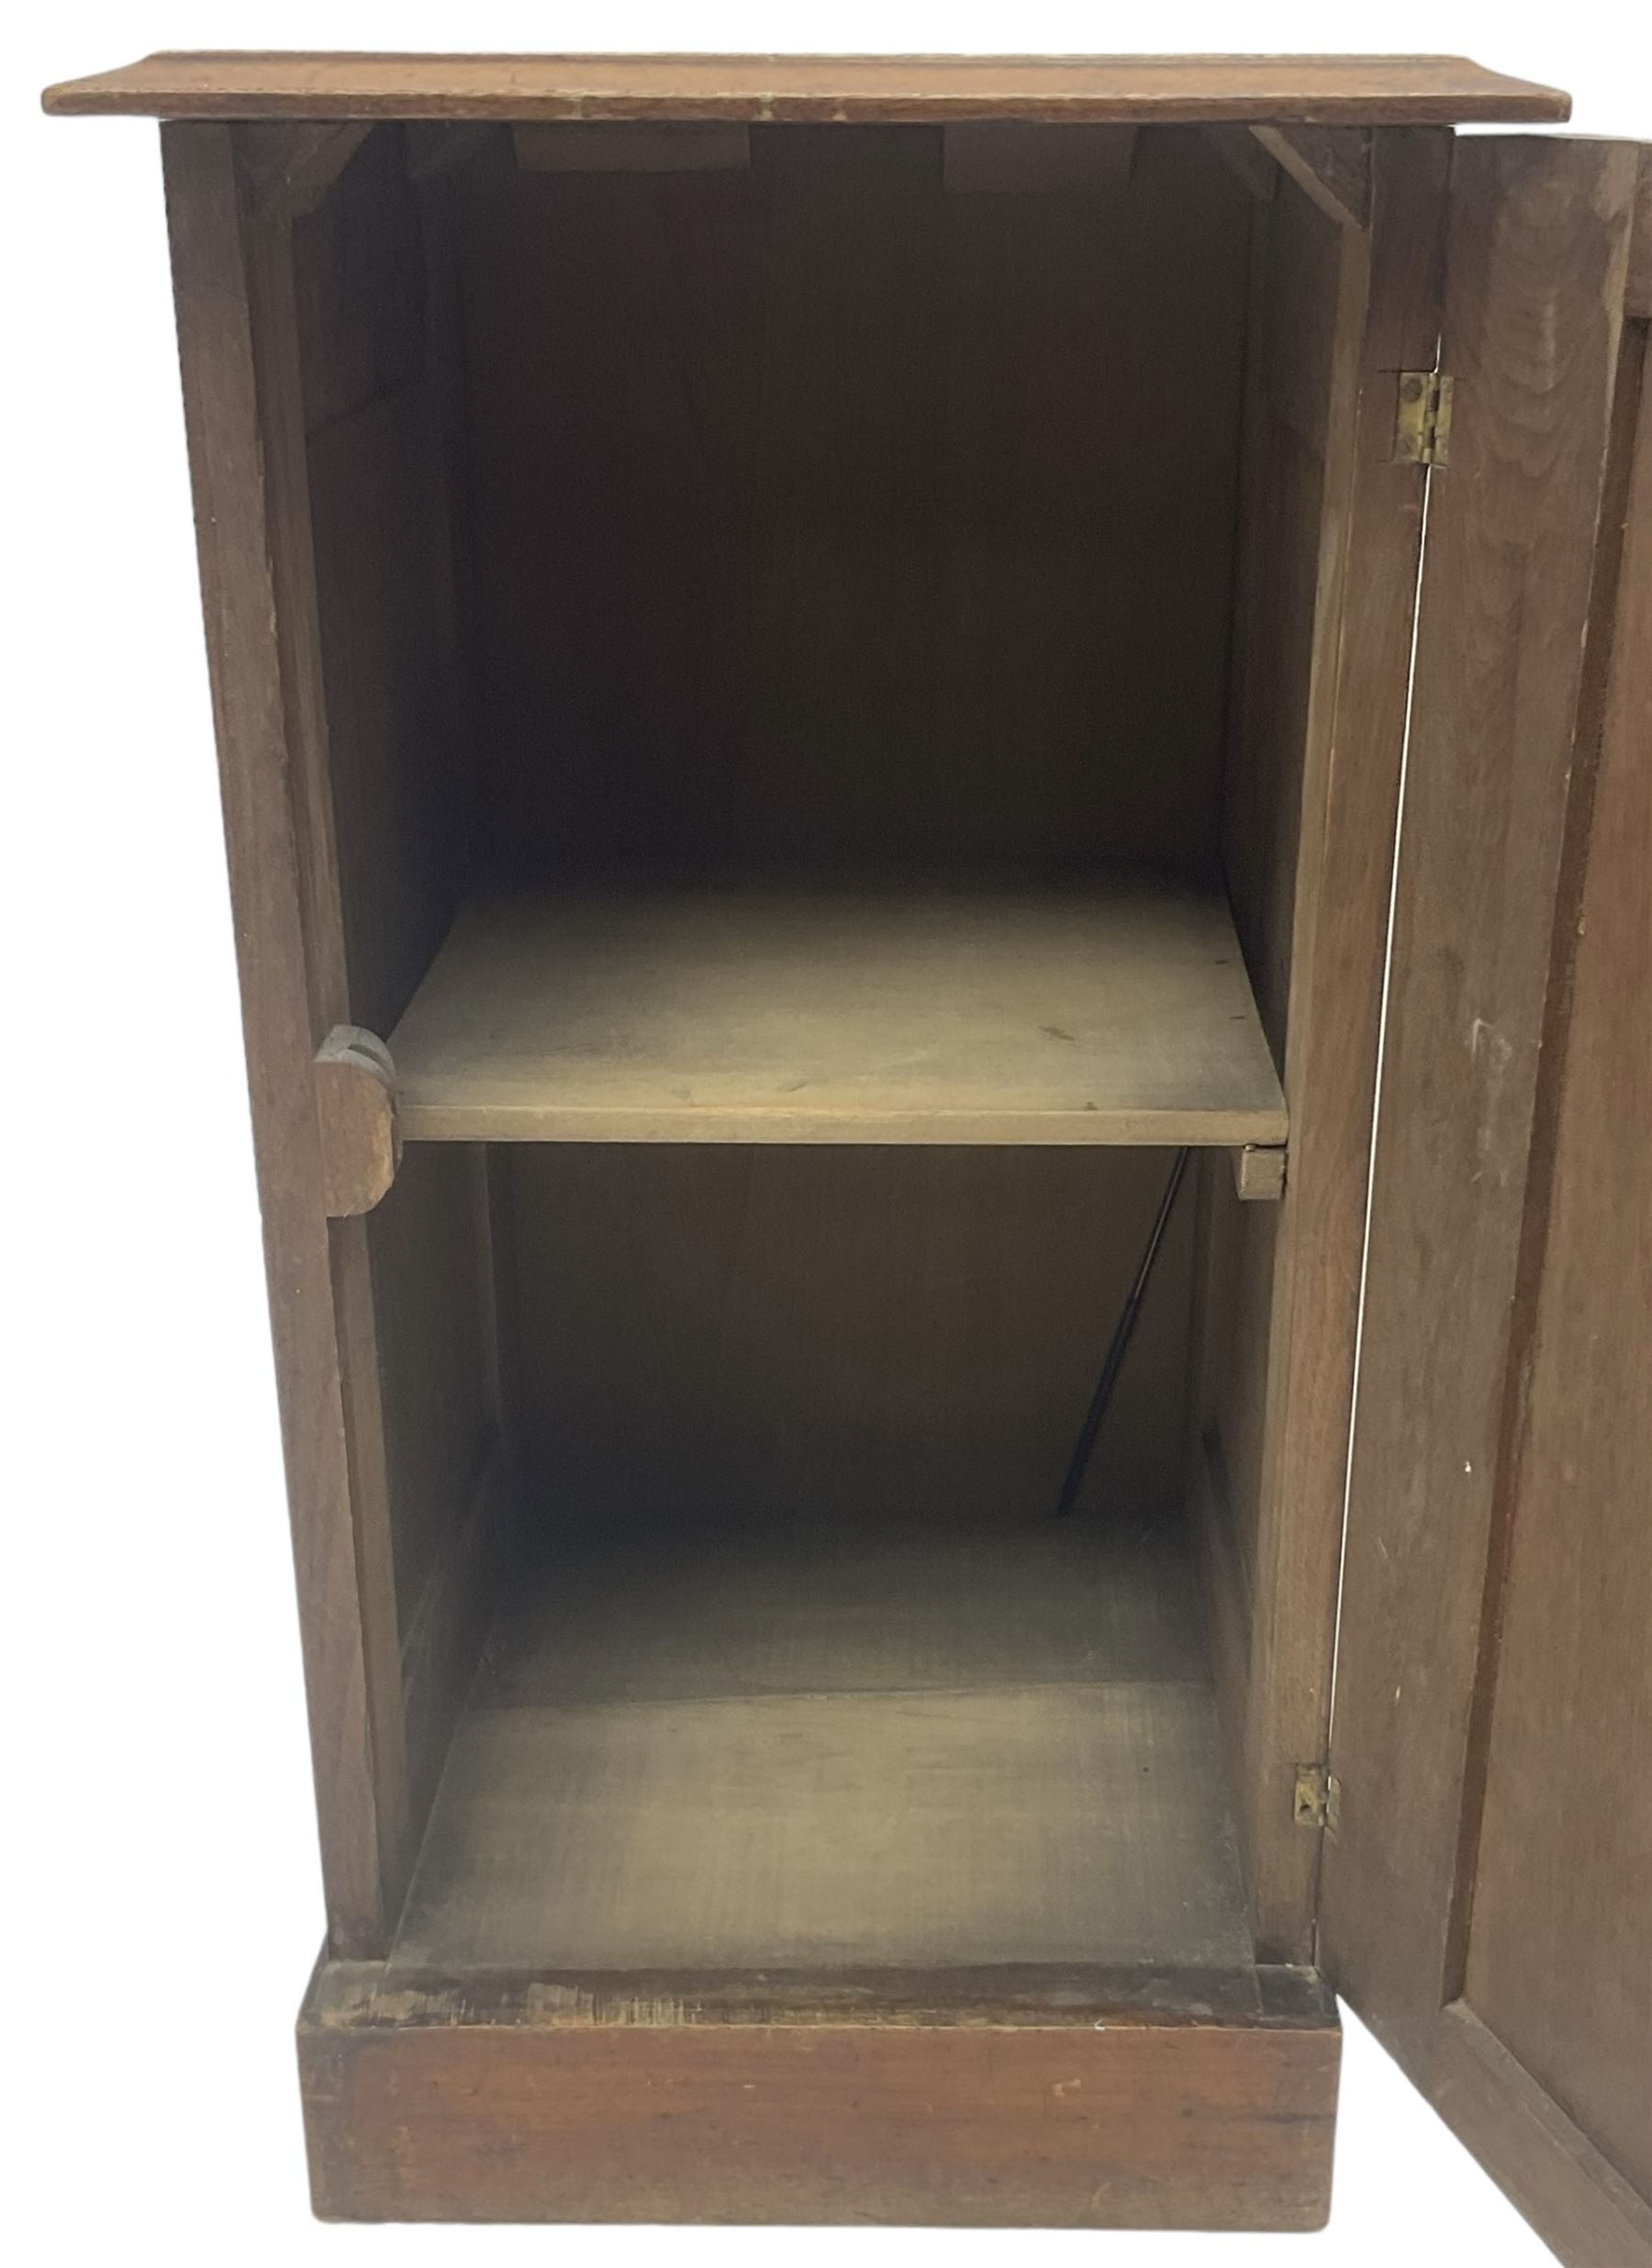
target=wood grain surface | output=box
[1323,133,1648,2268]
[45,50,1569,123]
[162,122,409,1951]
[1228,128,1451,1957]
[1457,318,1650,2207]
[1629,150,1652,317]
[1252,125,1372,229]
[299,1959,1339,2225]
[388,1510,1247,1972]
[506,1144,1198,1523]
[455,125,1251,887]
[388,884,1287,1145]
[1323,126,1638,2053]
[287,125,513,1876]
[1187,128,1449,1960]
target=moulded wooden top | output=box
[42,51,1570,125]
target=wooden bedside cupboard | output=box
[41,51,1651,2259]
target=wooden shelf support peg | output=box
[314,1025,400,1218]
[1233,1144,1288,1201]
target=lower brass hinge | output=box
[1294,1764,1342,1837]
[1393,371,1455,467]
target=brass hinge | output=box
[1393,371,1455,467]
[1293,1764,1342,1837]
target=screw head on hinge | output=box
[1293,1765,1342,1836]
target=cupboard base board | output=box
[298,1960,1339,2227]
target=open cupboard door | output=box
[1323,137,1651,2266]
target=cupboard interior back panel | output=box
[456,123,1253,881]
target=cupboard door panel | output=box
[1461,328,1651,2199]
[1324,137,1650,2267]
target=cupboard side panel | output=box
[1220,172,1345,1059]
[295,128,475,1035]
[291,129,511,1828]
[1241,129,1449,1959]
[1193,173,1344,1883]
[1193,131,1448,1957]
[161,122,403,1952]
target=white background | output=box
[6,6,1644,2262]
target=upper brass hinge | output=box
[1293,1764,1342,1837]
[1393,371,1455,467]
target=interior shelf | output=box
[388,879,1288,1146]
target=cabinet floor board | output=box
[388,1507,1251,1972]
